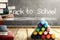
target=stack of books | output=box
[0,25,8,35]
[0,0,14,40]
[0,25,14,40]
[0,0,9,15]
[0,0,8,35]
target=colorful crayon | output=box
[49,31,53,34]
[38,23,42,28]
[46,34,51,39]
[41,27,45,31]
[36,35,41,39]
[44,31,48,35]
[44,21,48,28]
[46,27,50,32]
[33,31,37,35]
[31,18,55,40]
[51,34,55,39]
[36,27,40,32]
[42,35,45,39]
[39,31,43,35]
[40,18,46,25]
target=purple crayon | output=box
[38,23,42,28]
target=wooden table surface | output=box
[8,27,60,40]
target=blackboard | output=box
[8,0,60,26]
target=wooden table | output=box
[8,27,60,40]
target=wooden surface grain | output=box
[8,28,60,40]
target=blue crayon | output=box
[40,18,46,25]
[40,20,46,25]
[40,18,45,22]
[36,35,41,39]
[44,21,48,27]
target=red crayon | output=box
[42,35,45,39]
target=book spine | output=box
[0,0,8,3]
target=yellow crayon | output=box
[39,31,43,35]
[33,31,37,35]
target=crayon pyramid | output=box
[31,18,55,40]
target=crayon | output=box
[40,21,45,25]
[42,35,45,39]
[44,21,48,28]
[41,27,45,31]
[46,34,51,39]
[39,31,43,35]
[49,29,53,34]
[36,35,40,39]
[49,31,53,34]
[51,34,55,39]
[33,31,37,35]
[31,34,37,39]
[38,23,42,28]
[46,27,50,32]
[31,34,35,39]
[44,31,48,35]
[40,18,45,25]
[36,27,40,32]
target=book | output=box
[0,0,8,3]
[0,9,3,13]
[0,4,6,8]
[0,32,8,35]
[0,25,8,32]
[8,6,15,10]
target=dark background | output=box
[5,0,60,26]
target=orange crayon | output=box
[47,27,50,32]
[46,34,51,39]
[51,34,55,39]
[33,31,37,35]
